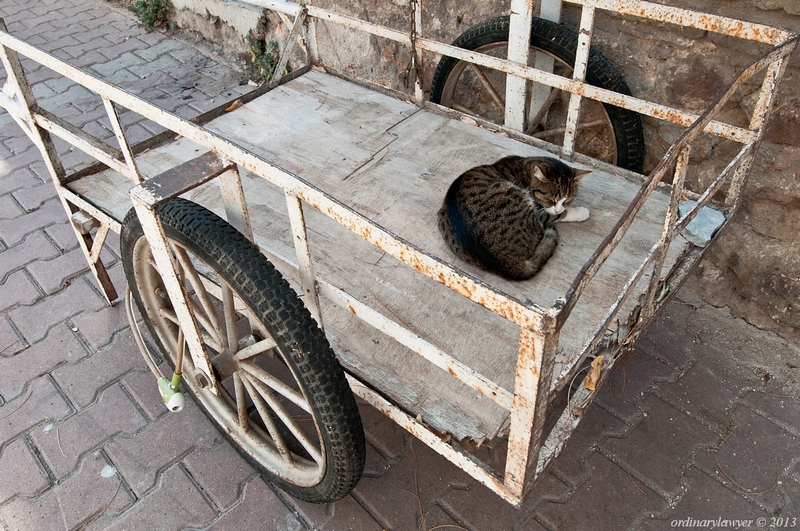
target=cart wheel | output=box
[430,16,645,173]
[120,198,365,503]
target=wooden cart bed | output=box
[67,69,689,442]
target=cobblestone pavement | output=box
[1,1,799,529]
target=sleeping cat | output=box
[438,156,590,280]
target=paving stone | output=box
[132,39,184,63]
[694,405,800,513]
[32,384,147,479]
[536,453,667,531]
[314,495,384,531]
[10,182,58,212]
[0,198,64,247]
[25,246,93,294]
[89,52,146,79]
[0,451,134,531]
[601,395,719,498]
[359,399,406,462]
[86,466,217,531]
[637,467,769,530]
[549,403,628,487]
[0,325,86,400]
[0,375,71,443]
[44,221,82,252]
[60,35,116,59]
[103,399,221,496]
[440,471,569,531]
[283,495,334,530]
[181,441,257,511]
[96,36,150,62]
[0,437,50,504]
[0,194,24,220]
[9,276,106,343]
[0,231,60,281]
[635,305,701,372]
[741,389,800,435]
[119,367,171,422]
[0,316,25,357]
[38,84,97,115]
[351,437,474,530]
[0,269,41,312]
[0,150,50,183]
[206,476,304,531]
[596,347,676,421]
[652,346,763,433]
[68,298,130,354]
[781,475,800,518]
[52,328,148,409]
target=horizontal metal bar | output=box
[33,109,133,178]
[59,187,123,234]
[345,373,521,506]
[417,38,757,144]
[569,0,794,45]
[319,281,514,410]
[298,4,790,143]
[292,184,545,328]
[132,151,234,206]
[239,0,300,17]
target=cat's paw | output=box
[559,206,590,223]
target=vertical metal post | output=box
[725,57,788,208]
[527,0,562,133]
[503,317,557,498]
[304,0,321,65]
[504,0,534,132]
[217,164,254,243]
[562,5,595,158]
[0,19,118,303]
[412,0,424,105]
[102,96,142,183]
[285,192,324,329]
[129,193,219,394]
[641,144,691,317]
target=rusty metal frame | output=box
[0,0,796,507]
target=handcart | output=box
[0,0,796,506]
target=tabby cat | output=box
[437,156,590,280]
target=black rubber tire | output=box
[430,16,645,174]
[120,198,365,503]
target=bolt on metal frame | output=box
[1,0,797,506]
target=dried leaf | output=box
[584,355,605,391]
[460,116,478,126]
[224,99,243,112]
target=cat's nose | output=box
[553,205,564,214]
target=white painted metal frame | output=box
[0,0,796,506]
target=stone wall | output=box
[159,0,799,342]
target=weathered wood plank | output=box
[66,70,692,442]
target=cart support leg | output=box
[504,318,558,499]
[127,151,249,396]
[1,19,118,303]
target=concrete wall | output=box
[162,0,799,342]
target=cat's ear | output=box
[532,166,549,183]
[571,168,592,182]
